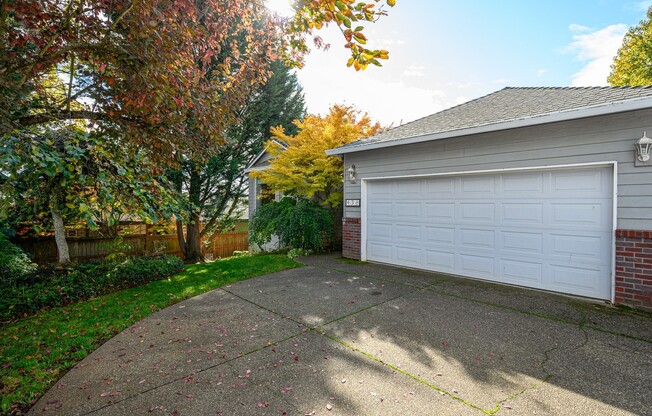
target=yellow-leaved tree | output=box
[251,104,382,209]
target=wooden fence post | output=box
[144,223,149,255]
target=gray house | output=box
[326,87,652,312]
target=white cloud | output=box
[403,65,426,77]
[492,78,509,84]
[568,24,591,33]
[566,24,628,86]
[537,69,548,77]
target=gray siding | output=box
[248,177,258,220]
[343,108,652,230]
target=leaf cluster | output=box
[284,0,396,71]
[609,6,652,86]
[249,197,334,252]
[1,128,182,232]
[0,233,38,288]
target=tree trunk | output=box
[50,193,71,265]
[184,214,203,262]
[176,219,187,259]
[176,216,204,263]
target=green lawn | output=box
[0,254,299,414]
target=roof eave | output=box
[326,95,652,156]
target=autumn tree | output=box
[609,6,652,85]
[170,60,306,262]
[1,1,285,155]
[1,1,396,152]
[251,104,381,208]
[0,128,179,265]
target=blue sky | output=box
[267,0,652,126]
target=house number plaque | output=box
[345,199,361,207]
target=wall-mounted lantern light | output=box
[347,164,356,183]
[636,132,652,162]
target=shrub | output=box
[250,197,334,252]
[0,233,37,288]
[287,248,313,259]
[0,255,184,322]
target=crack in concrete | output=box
[222,279,492,414]
[489,343,557,415]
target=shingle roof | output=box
[332,86,652,153]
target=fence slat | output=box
[16,231,248,264]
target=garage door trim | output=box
[360,161,618,302]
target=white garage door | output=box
[365,167,613,299]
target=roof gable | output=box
[328,87,652,155]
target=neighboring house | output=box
[245,141,286,251]
[327,87,652,312]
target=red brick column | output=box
[615,230,652,311]
[342,217,361,260]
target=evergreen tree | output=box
[171,61,306,262]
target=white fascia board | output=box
[245,149,268,171]
[244,165,268,174]
[245,140,288,171]
[326,96,652,156]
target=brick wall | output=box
[342,217,361,260]
[615,229,652,312]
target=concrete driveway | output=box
[31,254,652,415]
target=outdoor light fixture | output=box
[636,132,652,162]
[347,164,356,183]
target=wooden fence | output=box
[16,231,249,264]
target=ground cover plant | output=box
[0,254,299,414]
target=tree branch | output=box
[16,110,139,127]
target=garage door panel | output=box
[501,231,543,254]
[396,179,422,196]
[425,250,455,271]
[502,173,544,193]
[550,234,605,260]
[425,226,455,244]
[365,167,613,300]
[368,243,392,261]
[368,222,392,239]
[395,224,421,242]
[460,203,495,222]
[462,176,496,193]
[369,202,393,218]
[551,169,604,193]
[501,203,544,224]
[501,259,543,284]
[550,202,606,228]
[459,254,495,277]
[395,246,422,266]
[550,264,604,293]
[425,203,455,220]
[425,178,454,195]
[459,228,495,249]
[369,181,394,196]
[396,202,422,218]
